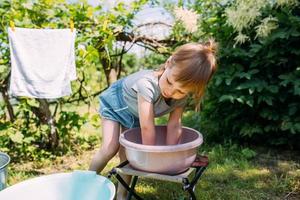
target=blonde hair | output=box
[169,39,218,106]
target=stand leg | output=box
[126,176,139,200]
[189,166,207,187]
[183,179,197,200]
[182,164,208,200]
[115,174,143,200]
[188,188,196,200]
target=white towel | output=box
[8,27,76,99]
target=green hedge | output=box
[200,6,300,148]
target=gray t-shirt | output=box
[123,69,187,117]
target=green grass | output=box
[5,103,300,199]
[128,144,300,200]
[7,142,300,200]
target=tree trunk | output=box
[31,99,59,149]
[0,88,14,122]
[100,57,118,86]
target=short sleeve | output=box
[131,78,157,103]
[176,96,188,107]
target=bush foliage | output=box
[199,2,300,148]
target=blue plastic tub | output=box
[0,170,115,200]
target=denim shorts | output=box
[99,79,140,129]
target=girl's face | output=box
[158,63,191,100]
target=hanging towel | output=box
[8,27,76,98]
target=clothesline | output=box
[9,18,75,32]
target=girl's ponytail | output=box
[204,39,218,55]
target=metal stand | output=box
[108,155,209,200]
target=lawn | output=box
[8,138,300,200]
[5,102,300,200]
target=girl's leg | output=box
[89,118,120,174]
[116,127,132,200]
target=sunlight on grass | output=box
[288,169,300,177]
[5,102,299,200]
[7,144,299,200]
[136,182,157,195]
[8,170,39,186]
[235,168,270,179]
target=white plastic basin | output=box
[0,171,115,200]
[120,126,203,175]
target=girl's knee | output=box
[100,144,119,158]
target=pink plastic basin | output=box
[119,126,203,175]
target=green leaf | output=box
[219,95,234,103]
[41,125,49,132]
[207,17,218,23]
[23,136,35,144]
[246,99,254,107]
[27,99,39,107]
[225,78,233,85]
[249,44,262,55]
[294,85,300,95]
[241,148,256,159]
[249,88,255,94]
[288,104,297,115]
[215,77,222,86]
[236,97,244,104]
[270,29,288,40]
[0,65,7,73]
[267,85,279,93]
[10,132,24,144]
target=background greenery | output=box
[0,0,299,199]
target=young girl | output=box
[89,39,217,199]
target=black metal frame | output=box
[108,156,209,200]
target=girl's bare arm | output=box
[166,106,184,145]
[138,94,156,145]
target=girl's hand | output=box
[166,106,184,145]
[138,94,156,145]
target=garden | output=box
[0,0,299,199]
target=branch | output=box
[115,31,177,50]
[135,22,173,29]
[57,87,108,105]
[117,42,126,78]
